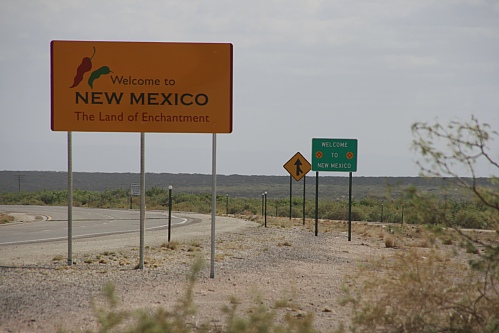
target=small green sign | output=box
[312,138,358,172]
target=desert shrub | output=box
[384,236,395,248]
[0,212,14,224]
[39,190,66,205]
[239,202,258,215]
[162,241,179,250]
[366,211,380,222]
[334,116,499,332]
[341,249,499,333]
[71,259,319,333]
[359,197,378,207]
[454,209,485,229]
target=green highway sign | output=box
[312,138,358,172]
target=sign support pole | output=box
[67,131,73,266]
[348,172,352,241]
[315,171,319,236]
[210,133,217,279]
[289,175,292,220]
[283,152,311,222]
[303,175,306,225]
[139,133,145,270]
[264,192,267,227]
[168,186,172,242]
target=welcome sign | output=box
[51,41,233,133]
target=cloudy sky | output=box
[1,0,498,177]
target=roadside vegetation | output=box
[56,215,497,333]
[3,116,498,332]
[339,116,499,333]
[0,186,494,230]
[0,212,14,224]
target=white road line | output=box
[0,218,188,245]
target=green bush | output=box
[454,209,484,229]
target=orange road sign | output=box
[51,40,233,133]
[284,152,311,181]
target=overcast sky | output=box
[1,0,498,177]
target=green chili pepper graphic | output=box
[88,66,112,89]
[70,47,96,88]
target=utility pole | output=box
[14,174,25,192]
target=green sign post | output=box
[311,138,358,240]
[312,138,358,172]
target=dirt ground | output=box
[0,212,488,332]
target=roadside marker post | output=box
[261,193,264,217]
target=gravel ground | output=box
[0,212,391,333]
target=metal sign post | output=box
[348,172,353,241]
[139,133,146,270]
[264,191,267,227]
[168,186,172,242]
[67,131,73,266]
[315,171,319,236]
[210,133,217,279]
[283,152,311,221]
[289,176,292,220]
[303,175,306,225]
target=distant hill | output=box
[0,171,491,201]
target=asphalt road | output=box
[0,205,190,245]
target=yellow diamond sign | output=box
[283,152,311,181]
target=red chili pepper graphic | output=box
[69,47,96,88]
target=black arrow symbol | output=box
[294,159,303,176]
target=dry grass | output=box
[0,212,14,224]
[278,240,292,247]
[255,217,499,332]
[338,222,499,333]
[161,241,179,250]
[384,236,395,248]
